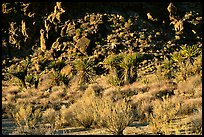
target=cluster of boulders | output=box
[2,2,202,90]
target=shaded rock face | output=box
[38,72,55,91]
[75,36,90,56]
[60,64,72,76]
[2,2,201,60]
[2,2,202,90]
[142,3,170,23]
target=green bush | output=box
[104,52,139,86]
[74,57,95,85]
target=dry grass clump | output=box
[69,88,97,128]
[59,105,77,127]
[49,87,66,101]
[178,97,202,116]
[16,97,31,105]
[149,96,181,135]
[119,84,138,98]
[95,75,111,89]
[95,97,133,135]
[2,101,11,118]
[10,103,44,135]
[189,109,202,134]
[16,91,31,98]
[177,75,202,96]
[42,108,58,128]
[5,93,16,103]
[2,85,21,95]
[39,98,50,110]
[87,83,104,97]
[126,81,150,93]
[148,83,175,99]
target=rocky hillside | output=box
[2,2,202,135]
[2,2,202,85]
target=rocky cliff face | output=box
[2,2,202,88]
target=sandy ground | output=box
[2,118,153,135]
[2,119,17,135]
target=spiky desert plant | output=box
[74,57,95,85]
[180,44,200,65]
[50,71,69,86]
[104,53,123,71]
[157,56,176,80]
[104,52,139,86]
[48,59,66,72]
[171,44,201,81]
[119,52,138,84]
[7,59,30,88]
[103,53,124,86]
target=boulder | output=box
[60,64,72,76]
[75,36,90,55]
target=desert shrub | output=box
[59,105,77,127]
[42,108,57,128]
[49,86,66,101]
[95,97,133,135]
[190,109,202,134]
[69,88,98,128]
[177,74,202,97]
[149,96,181,135]
[132,97,153,122]
[178,98,202,116]
[10,103,42,135]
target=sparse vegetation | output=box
[2,2,202,135]
[95,97,133,135]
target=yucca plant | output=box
[180,44,200,65]
[171,44,201,81]
[7,59,30,88]
[51,71,69,86]
[103,54,123,86]
[159,57,176,79]
[103,53,123,72]
[74,57,95,85]
[119,52,138,84]
[48,59,66,72]
[104,52,138,86]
